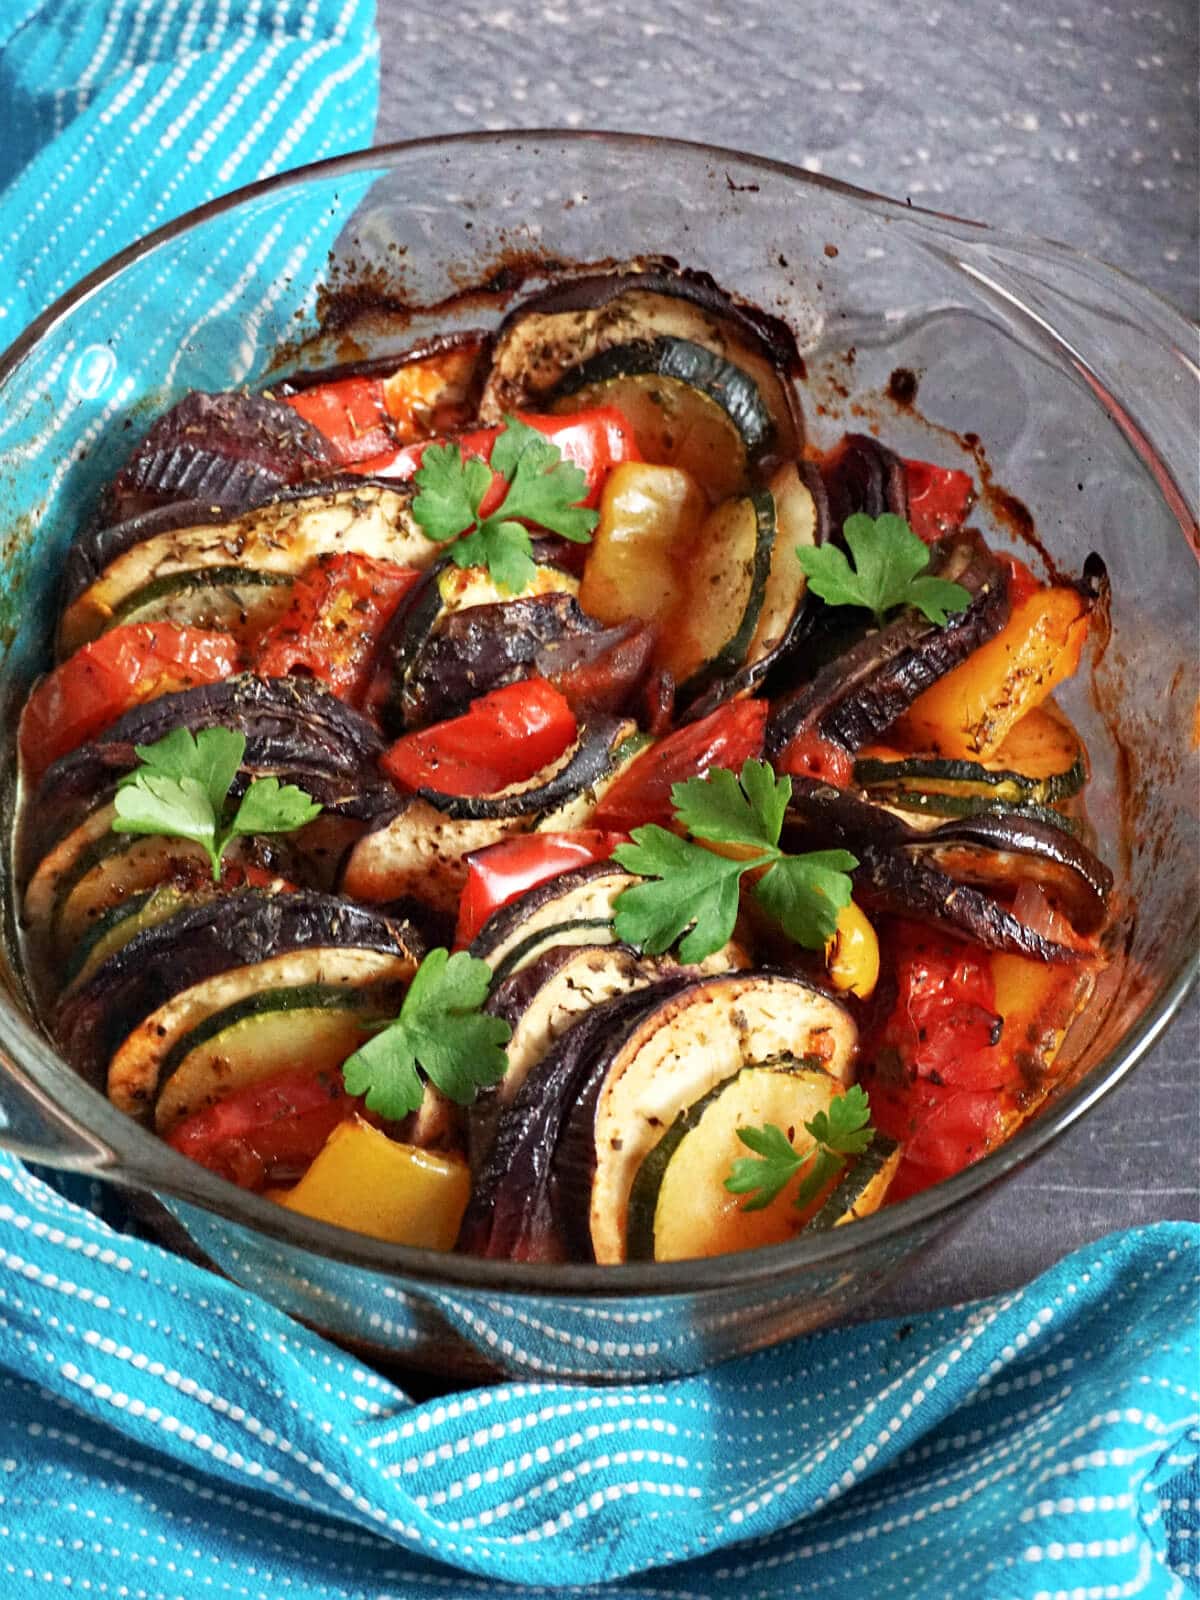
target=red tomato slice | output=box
[775,727,854,788]
[284,377,394,464]
[20,624,242,781]
[167,1067,358,1191]
[591,698,768,831]
[349,407,640,509]
[252,551,419,706]
[904,459,975,544]
[454,829,628,948]
[381,677,578,797]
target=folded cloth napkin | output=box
[1,5,1198,1597]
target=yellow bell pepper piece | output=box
[824,900,880,999]
[578,461,706,632]
[899,586,1089,760]
[271,1117,470,1249]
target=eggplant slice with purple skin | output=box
[105,390,336,524]
[457,979,691,1262]
[819,432,910,538]
[55,888,422,1091]
[766,529,1011,757]
[781,777,1110,956]
[21,674,395,881]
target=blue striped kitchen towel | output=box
[0,1149,1195,1597]
[0,4,1197,1596]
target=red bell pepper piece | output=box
[251,551,419,707]
[591,698,768,831]
[284,377,394,465]
[349,407,640,509]
[774,727,854,789]
[20,623,243,782]
[454,828,628,948]
[904,459,975,544]
[381,677,578,798]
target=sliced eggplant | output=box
[549,971,859,1264]
[854,847,1081,961]
[152,981,401,1134]
[866,789,1080,832]
[59,483,438,657]
[340,721,645,914]
[625,1059,860,1261]
[766,530,1011,756]
[898,812,1111,935]
[820,432,909,537]
[457,980,690,1262]
[468,861,635,977]
[481,272,800,466]
[55,889,422,1096]
[105,390,334,524]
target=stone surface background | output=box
[374,0,1199,1311]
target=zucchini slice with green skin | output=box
[105,566,294,643]
[625,1058,845,1262]
[58,482,440,657]
[555,970,859,1264]
[661,488,776,701]
[341,722,647,914]
[870,789,1081,833]
[469,861,636,976]
[62,883,212,992]
[853,749,1086,806]
[550,337,772,501]
[802,1136,902,1231]
[152,982,399,1133]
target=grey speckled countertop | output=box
[374,0,1199,1314]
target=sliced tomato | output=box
[284,377,394,464]
[167,1067,359,1191]
[591,698,768,831]
[251,551,419,706]
[381,677,578,798]
[349,407,640,509]
[20,623,242,781]
[454,829,628,948]
[904,459,975,544]
[775,727,854,788]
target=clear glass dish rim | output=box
[0,127,1195,1301]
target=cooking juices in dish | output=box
[15,269,1113,1264]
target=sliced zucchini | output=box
[551,338,770,501]
[802,1136,902,1230]
[870,789,1081,833]
[63,884,203,992]
[855,711,1086,806]
[153,982,397,1133]
[106,947,413,1120]
[468,863,633,975]
[577,971,859,1264]
[744,460,819,674]
[106,567,293,643]
[341,721,646,914]
[59,483,439,657]
[657,488,775,697]
[481,278,799,469]
[626,1058,846,1261]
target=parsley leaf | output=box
[411,414,598,593]
[612,759,858,962]
[111,726,322,881]
[724,1084,876,1211]
[340,948,512,1119]
[796,512,971,627]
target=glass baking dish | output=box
[0,132,1194,1382]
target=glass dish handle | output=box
[0,1045,115,1171]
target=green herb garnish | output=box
[612,758,857,963]
[111,726,321,882]
[412,414,598,593]
[797,512,971,627]
[340,948,512,1120]
[724,1085,876,1211]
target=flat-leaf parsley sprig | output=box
[797,511,971,627]
[611,758,858,963]
[724,1084,876,1211]
[412,414,598,593]
[111,726,322,882]
[340,948,512,1120]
